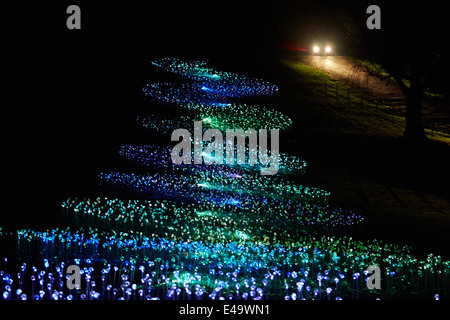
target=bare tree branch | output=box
[361,64,391,81]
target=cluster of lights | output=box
[151,58,279,98]
[119,144,307,176]
[143,82,231,108]
[1,58,448,301]
[98,170,330,205]
[141,87,292,131]
[60,197,363,241]
[136,114,185,136]
[0,224,446,300]
[195,103,292,132]
[136,110,292,138]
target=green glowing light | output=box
[195,210,215,216]
[197,183,210,188]
[235,230,250,240]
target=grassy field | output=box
[280,59,450,144]
[275,57,450,258]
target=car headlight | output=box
[325,46,332,53]
[313,45,320,53]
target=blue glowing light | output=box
[0,57,447,302]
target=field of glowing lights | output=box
[1,58,449,301]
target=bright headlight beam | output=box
[325,46,332,54]
[313,45,320,53]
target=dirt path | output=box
[301,55,405,100]
[301,55,450,134]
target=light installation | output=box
[0,58,448,300]
[141,86,292,131]
[118,144,307,176]
[150,58,279,98]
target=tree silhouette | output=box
[337,1,450,141]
